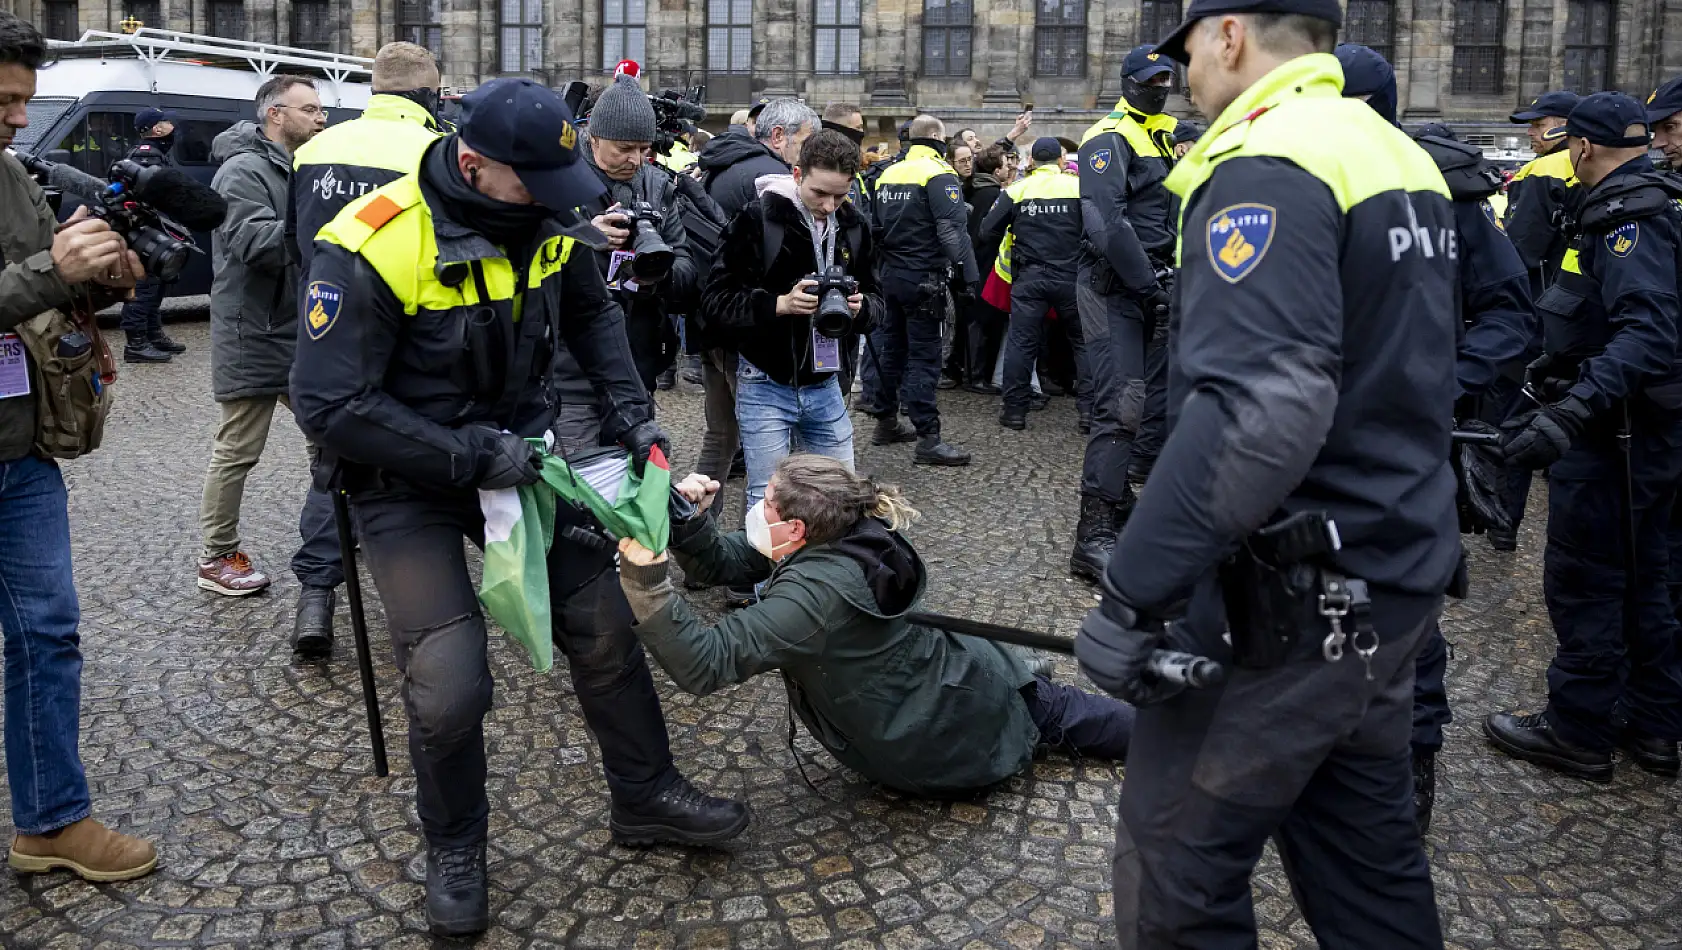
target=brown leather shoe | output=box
[10,817,158,881]
[197,552,271,596]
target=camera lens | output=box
[813,289,852,339]
[130,226,190,282]
[629,225,674,284]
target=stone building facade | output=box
[7,0,1682,143]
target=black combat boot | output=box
[914,433,972,466]
[122,329,171,364]
[425,842,489,936]
[1484,711,1614,782]
[1069,495,1119,582]
[655,365,676,391]
[998,408,1027,430]
[871,414,918,445]
[1619,725,1681,776]
[610,774,751,847]
[1486,527,1517,552]
[1112,485,1139,537]
[1412,750,1436,836]
[291,586,335,659]
[148,322,186,354]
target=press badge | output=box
[606,250,640,293]
[811,328,841,372]
[0,334,29,400]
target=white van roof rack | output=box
[52,28,373,85]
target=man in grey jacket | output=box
[196,74,324,595]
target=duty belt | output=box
[1236,510,1380,679]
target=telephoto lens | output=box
[623,203,674,284]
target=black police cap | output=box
[1154,0,1343,65]
[1564,91,1652,148]
[1510,90,1580,123]
[457,78,604,212]
[1647,75,1682,124]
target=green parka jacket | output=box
[618,512,1042,797]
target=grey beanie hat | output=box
[589,73,658,142]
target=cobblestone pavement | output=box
[1,315,1679,950]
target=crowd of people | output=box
[4,0,1682,944]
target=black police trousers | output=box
[1542,422,1682,749]
[864,270,950,437]
[1076,269,1154,504]
[1114,598,1442,949]
[1002,271,1086,416]
[351,481,678,850]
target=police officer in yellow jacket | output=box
[281,41,444,660]
[866,113,979,465]
[1074,3,1459,944]
[979,137,1086,432]
[288,42,443,272]
[1505,90,1581,295]
[290,79,749,939]
[1074,45,1180,585]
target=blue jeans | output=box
[735,362,855,509]
[0,456,91,835]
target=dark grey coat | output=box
[209,122,297,401]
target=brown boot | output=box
[10,817,158,881]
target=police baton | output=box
[1451,429,1503,447]
[905,610,1225,689]
[331,489,389,777]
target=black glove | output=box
[1502,394,1592,470]
[1453,419,1512,535]
[1143,283,1172,317]
[476,429,542,490]
[1074,591,1184,707]
[621,418,671,475]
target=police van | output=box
[15,28,373,295]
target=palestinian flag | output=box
[477,443,673,672]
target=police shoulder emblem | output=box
[1606,221,1639,257]
[1089,148,1112,173]
[1206,203,1277,283]
[944,182,961,203]
[559,120,577,150]
[1482,200,1503,231]
[305,281,344,340]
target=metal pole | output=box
[332,489,388,777]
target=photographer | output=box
[580,73,698,391]
[701,130,881,511]
[615,457,1135,798]
[0,11,157,881]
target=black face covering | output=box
[423,136,553,247]
[150,131,175,153]
[910,137,947,157]
[1123,77,1170,116]
[388,87,441,120]
[822,119,866,146]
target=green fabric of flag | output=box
[477,442,673,672]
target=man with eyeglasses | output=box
[196,74,325,596]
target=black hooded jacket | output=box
[698,133,792,219]
[700,179,883,387]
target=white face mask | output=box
[744,499,790,558]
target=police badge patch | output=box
[1089,148,1112,173]
[944,182,961,203]
[305,281,344,340]
[1606,221,1639,257]
[1206,203,1277,283]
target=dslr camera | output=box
[618,201,675,284]
[806,266,858,339]
[95,160,196,281]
